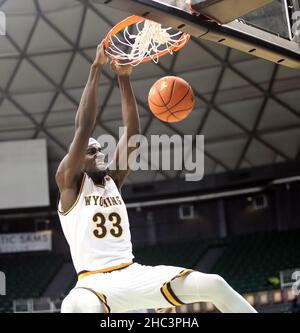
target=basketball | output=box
[148,76,195,123]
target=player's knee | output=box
[61,292,77,313]
[191,272,228,294]
[208,274,229,295]
[61,288,105,313]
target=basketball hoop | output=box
[103,16,190,66]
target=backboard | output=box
[95,0,300,68]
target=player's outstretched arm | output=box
[109,62,140,188]
[56,42,107,211]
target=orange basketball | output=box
[148,76,195,123]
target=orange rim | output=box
[104,15,190,64]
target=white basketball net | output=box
[105,19,188,66]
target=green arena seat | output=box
[0,253,64,313]
[212,230,300,294]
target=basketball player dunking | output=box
[56,42,257,313]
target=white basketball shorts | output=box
[72,262,193,313]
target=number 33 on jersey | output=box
[58,174,134,273]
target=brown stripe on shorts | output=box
[160,269,194,307]
[75,287,111,313]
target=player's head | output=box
[83,138,106,173]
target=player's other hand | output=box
[93,41,108,67]
[110,60,132,77]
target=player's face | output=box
[83,145,106,173]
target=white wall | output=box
[0,139,50,209]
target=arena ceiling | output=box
[0,0,300,191]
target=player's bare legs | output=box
[170,272,257,313]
